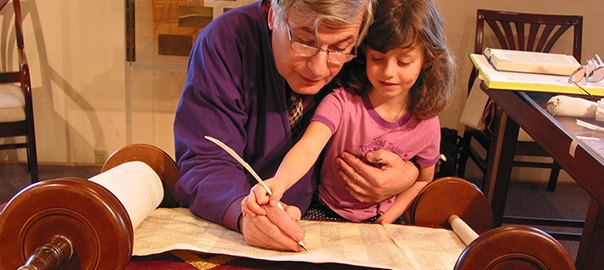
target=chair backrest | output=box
[1,0,32,126]
[1,0,27,82]
[468,9,583,93]
[0,1,9,14]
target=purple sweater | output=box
[174,1,318,231]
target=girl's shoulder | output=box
[318,87,364,110]
[327,87,360,99]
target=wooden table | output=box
[480,85,604,270]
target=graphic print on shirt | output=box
[359,138,404,156]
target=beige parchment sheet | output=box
[133,208,466,270]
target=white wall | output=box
[2,0,603,176]
[1,0,126,163]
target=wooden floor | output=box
[0,161,590,261]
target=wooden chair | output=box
[457,9,583,192]
[0,0,38,182]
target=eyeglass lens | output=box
[291,42,352,63]
[588,67,604,82]
[571,66,604,83]
[571,67,586,82]
[284,15,354,64]
[291,40,354,63]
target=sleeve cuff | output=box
[223,195,245,232]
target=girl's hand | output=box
[375,212,398,225]
[241,179,287,217]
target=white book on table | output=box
[470,53,604,97]
[484,48,581,76]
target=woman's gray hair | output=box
[270,0,376,48]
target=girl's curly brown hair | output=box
[336,0,455,120]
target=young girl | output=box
[242,0,454,224]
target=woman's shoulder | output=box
[202,2,267,41]
[211,2,263,25]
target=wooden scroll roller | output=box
[0,144,179,270]
[407,177,576,270]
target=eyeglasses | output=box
[284,16,356,64]
[568,57,604,99]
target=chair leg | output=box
[26,133,39,183]
[456,134,473,178]
[457,153,468,178]
[546,162,561,192]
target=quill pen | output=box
[204,136,307,250]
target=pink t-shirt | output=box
[312,87,441,222]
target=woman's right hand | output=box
[240,202,306,252]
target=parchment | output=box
[133,208,466,270]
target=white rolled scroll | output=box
[449,215,479,246]
[545,95,600,119]
[88,161,164,229]
[597,99,604,121]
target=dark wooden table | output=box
[480,85,604,270]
